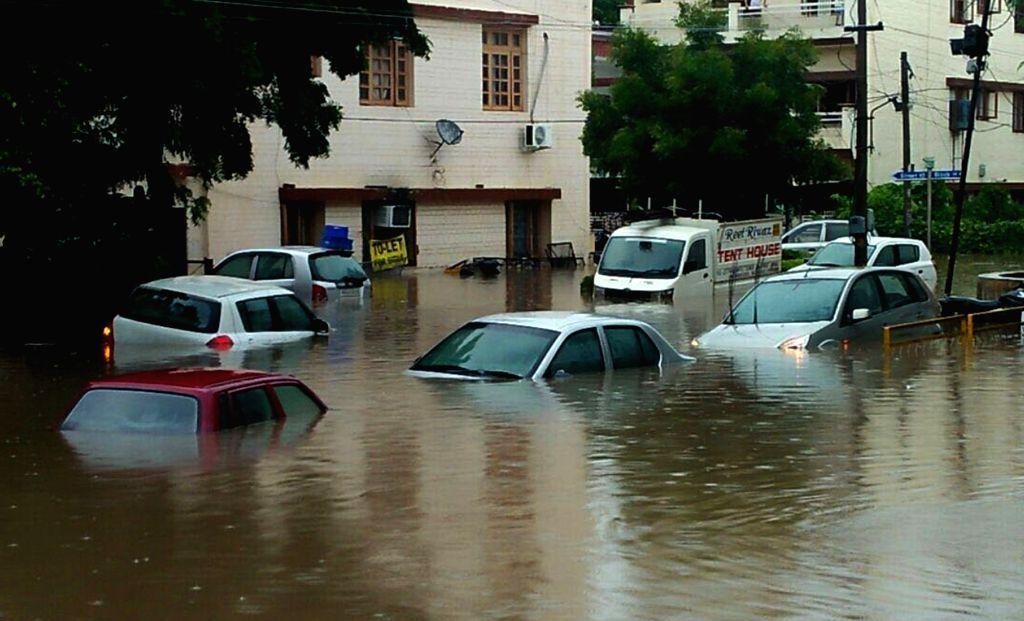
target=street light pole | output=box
[900,51,912,238]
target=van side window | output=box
[685,239,708,272]
[546,329,604,378]
[606,327,660,369]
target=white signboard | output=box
[714,219,783,283]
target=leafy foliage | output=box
[0,0,427,223]
[580,3,845,219]
[593,0,621,25]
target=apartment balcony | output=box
[817,106,854,152]
[623,0,851,43]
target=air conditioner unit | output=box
[375,204,412,228]
[523,123,554,151]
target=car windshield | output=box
[728,278,846,324]
[310,253,367,282]
[412,322,559,379]
[598,237,685,279]
[61,389,199,434]
[807,243,876,267]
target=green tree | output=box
[579,2,845,217]
[594,0,621,25]
[0,0,428,223]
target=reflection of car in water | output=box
[694,268,940,351]
[408,312,692,381]
[60,369,327,469]
[790,237,937,290]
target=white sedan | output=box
[790,237,937,289]
[408,312,693,381]
[112,276,329,350]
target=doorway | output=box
[506,201,551,259]
[281,201,325,246]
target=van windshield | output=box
[599,237,686,279]
[728,279,845,324]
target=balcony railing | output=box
[726,1,848,33]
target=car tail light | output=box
[102,325,113,339]
[206,335,234,350]
[312,284,329,304]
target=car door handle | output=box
[703,273,709,279]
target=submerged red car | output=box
[60,368,327,434]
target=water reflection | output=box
[2,268,1024,619]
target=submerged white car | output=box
[212,246,370,305]
[790,237,937,289]
[409,312,693,381]
[112,276,329,350]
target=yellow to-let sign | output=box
[369,235,409,272]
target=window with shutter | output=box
[482,27,526,111]
[359,41,413,107]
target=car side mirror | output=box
[851,308,871,321]
[313,318,330,335]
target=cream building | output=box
[190,0,593,268]
[621,0,1024,198]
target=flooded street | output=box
[3,266,1024,620]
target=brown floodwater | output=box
[2,261,1024,620]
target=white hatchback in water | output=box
[112,276,329,350]
[790,237,937,289]
[408,312,693,381]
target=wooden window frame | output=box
[482,27,527,112]
[359,41,413,107]
[951,0,972,23]
[310,55,323,78]
[977,89,998,120]
[978,0,1002,14]
[1014,92,1024,133]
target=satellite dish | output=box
[431,119,464,159]
[436,119,464,145]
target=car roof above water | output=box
[476,311,643,332]
[85,368,295,395]
[225,246,343,258]
[764,267,865,282]
[142,276,291,299]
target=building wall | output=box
[197,0,593,267]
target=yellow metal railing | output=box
[883,307,1024,354]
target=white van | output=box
[593,217,784,299]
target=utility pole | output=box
[944,5,993,296]
[924,155,935,250]
[846,2,883,266]
[900,51,912,237]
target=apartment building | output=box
[189,0,593,268]
[618,0,1024,196]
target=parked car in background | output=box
[781,220,876,253]
[409,312,693,381]
[789,237,937,289]
[111,276,329,350]
[60,368,326,434]
[212,247,370,305]
[693,267,940,351]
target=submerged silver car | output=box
[212,246,369,306]
[694,268,939,351]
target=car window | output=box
[845,275,884,318]
[273,385,324,418]
[273,295,316,331]
[255,254,294,280]
[902,273,930,301]
[222,388,276,429]
[546,329,604,378]
[873,245,897,266]
[788,224,822,244]
[896,244,920,264]
[877,273,915,309]
[310,253,367,283]
[605,326,660,369]
[214,254,254,279]
[412,322,559,379]
[685,239,708,272]
[123,287,222,334]
[237,298,274,332]
[824,222,849,241]
[61,389,198,434]
[236,295,315,333]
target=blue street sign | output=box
[891,169,961,182]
